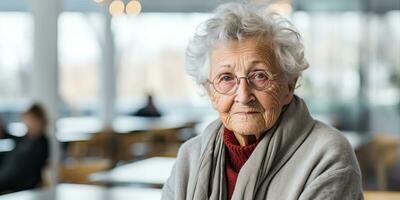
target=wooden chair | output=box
[67,129,115,161]
[116,132,149,161]
[59,159,111,185]
[115,128,183,161]
[356,134,400,190]
[364,190,400,200]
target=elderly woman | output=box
[162,3,363,200]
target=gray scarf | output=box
[187,96,315,200]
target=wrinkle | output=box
[208,36,293,143]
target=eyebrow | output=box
[248,60,270,70]
[218,61,266,68]
[250,60,268,65]
[218,64,232,68]
[214,59,271,74]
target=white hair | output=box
[185,2,309,86]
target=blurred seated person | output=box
[132,94,162,117]
[0,104,49,192]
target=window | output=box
[0,12,33,122]
[0,12,32,99]
[58,12,102,116]
[112,13,212,115]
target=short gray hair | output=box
[185,2,309,86]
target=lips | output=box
[234,111,260,115]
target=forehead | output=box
[210,37,275,65]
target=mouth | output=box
[234,111,260,115]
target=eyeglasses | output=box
[208,70,278,95]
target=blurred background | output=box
[0,0,399,199]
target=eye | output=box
[251,71,268,80]
[217,73,235,83]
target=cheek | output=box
[210,93,235,127]
[258,84,290,124]
[212,94,234,114]
[259,84,287,109]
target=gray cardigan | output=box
[162,105,363,200]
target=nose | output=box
[234,77,255,104]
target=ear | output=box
[283,77,298,105]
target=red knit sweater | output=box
[223,128,262,200]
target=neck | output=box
[233,132,261,146]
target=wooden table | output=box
[7,114,198,143]
[112,115,197,134]
[364,191,400,200]
[57,117,103,137]
[90,157,175,187]
[56,115,195,137]
[0,184,161,200]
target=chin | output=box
[229,120,266,135]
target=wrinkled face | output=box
[208,37,295,136]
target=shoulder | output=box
[177,118,222,162]
[162,119,222,199]
[175,135,203,166]
[32,135,49,150]
[308,121,354,156]
[296,121,363,197]
[161,130,208,199]
[303,120,361,176]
